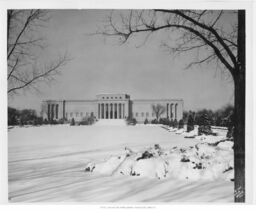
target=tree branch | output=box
[102,17,234,75]
[7,57,19,79]
[8,54,68,94]
[154,10,237,67]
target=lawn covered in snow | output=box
[8,124,234,202]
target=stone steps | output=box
[94,119,126,126]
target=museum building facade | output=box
[41,93,183,123]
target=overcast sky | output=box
[8,10,234,113]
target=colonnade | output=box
[98,103,125,119]
[47,104,59,120]
[166,103,178,120]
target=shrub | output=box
[19,119,24,126]
[79,116,96,125]
[159,118,170,126]
[198,125,213,135]
[178,119,184,129]
[58,118,65,124]
[126,117,137,126]
[169,119,174,127]
[49,119,58,125]
[32,117,43,126]
[173,119,178,128]
[151,119,158,124]
[70,118,75,126]
[144,118,149,124]
[8,107,19,125]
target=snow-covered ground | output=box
[8,124,234,202]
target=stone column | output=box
[117,103,119,119]
[108,103,110,119]
[170,104,173,120]
[123,103,125,119]
[98,103,101,119]
[100,104,104,119]
[109,103,112,119]
[111,103,113,119]
[175,104,177,120]
[51,104,55,120]
[56,104,59,119]
[114,103,116,119]
[120,103,122,118]
[104,103,106,119]
[167,103,169,118]
[48,104,51,120]
[119,103,121,119]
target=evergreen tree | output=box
[144,118,149,124]
[198,113,212,135]
[70,118,75,126]
[173,119,178,128]
[187,115,194,132]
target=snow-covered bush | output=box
[85,140,234,182]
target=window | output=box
[111,97,113,99]
[152,113,154,117]
[141,112,144,117]
[146,112,149,117]
[70,112,73,117]
[66,112,68,117]
[76,112,79,117]
[120,97,122,99]
[107,97,109,99]
[80,112,83,116]
[86,112,88,116]
[136,112,138,117]
[102,97,105,99]
[115,97,117,99]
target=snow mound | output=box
[183,130,197,138]
[85,141,234,181]
[217,141,234,150]
[175,128,184,134]
[168,127,178,132]
[196,134,226,144]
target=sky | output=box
[8,10,234,113]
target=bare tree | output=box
[152,104,165,120]
[98,10,245,202]
[7,9,68,94]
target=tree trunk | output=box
[234,10,245,203]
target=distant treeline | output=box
[8,107,44,126]
[8,104,234,127]
[183,104,234,127]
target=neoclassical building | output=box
[41,93,183,123]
